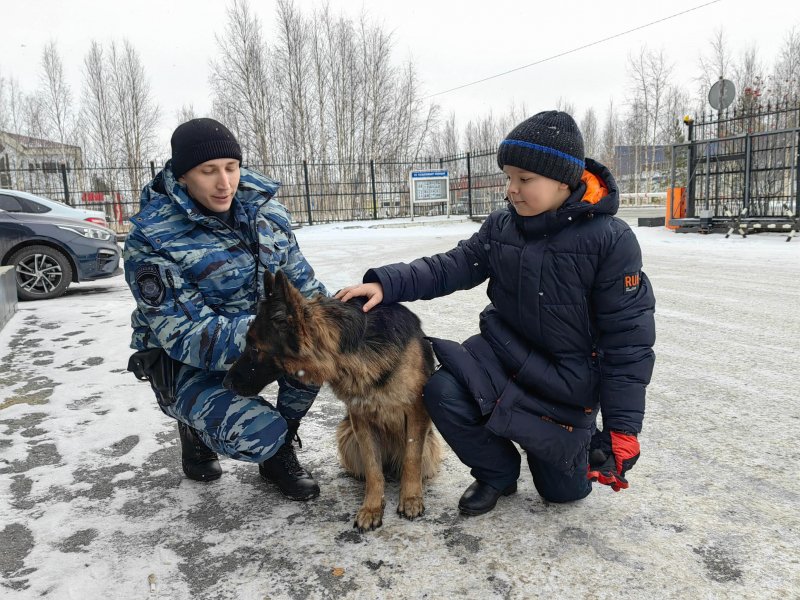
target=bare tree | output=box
[733,44,764,99]
[555,97,577,118]
[358,11,395,160]
[627,46,672,193]
[772,26,800,104]
[426,100,528,159]
[22,93,48,141]
[660,85,691,144]
[5,77,28,135]
[79,40,127,222]
[495,101,529,140]
[600,98,620,168]
[207,0,438,222]
[630,47,672,141]
[39,41,74,151]
[322,10,361,166]
[0,72,9,132]
[210,0,276,165]
[695,27,733,112]
[175,104,197,124]
[580,108,600,159]
[274,0,314,161]
[309,4,334,164]
[9,92,54,194]
[618,97,648,195]
[80,41,119,165]
[428,111,460,157]
[108,40,160,198]
[464,110,500,152]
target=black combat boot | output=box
[259,418,320,501]
[177,421,222,482]
[458,479,517,516]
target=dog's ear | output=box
[257,270,276,319]
[273,270,304,323]
[263,270,275,297]
[260,271,303,354]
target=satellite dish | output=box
[708,78,736,111]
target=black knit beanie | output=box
[170,118,243,179]
[496,110,585,189]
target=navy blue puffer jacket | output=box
[364,159,656,473]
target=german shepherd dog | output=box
[224,270,441,531]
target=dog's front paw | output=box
[397,495,425,520]
[354,505,384,532]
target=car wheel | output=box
[9,245,73,301]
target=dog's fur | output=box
[224,270,441,531]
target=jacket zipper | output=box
[202,217,251,369]
[209,214,261,299]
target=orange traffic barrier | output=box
[666,187,686,230]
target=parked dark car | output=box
[0,209,121,300]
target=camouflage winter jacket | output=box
[123,163,328,372]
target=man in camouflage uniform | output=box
[124,118,328,500]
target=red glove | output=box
[587,430,640,491]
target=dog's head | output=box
[223,269,312,396]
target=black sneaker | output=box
[259,419,319,501]
[177,421,222,482]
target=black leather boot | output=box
[458,479,517,516]
[177,421,222,482]
[259,419,320,501]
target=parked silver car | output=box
[0,189,108,227]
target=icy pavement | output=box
[1,215,799,599]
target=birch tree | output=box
[210,0,276,165]
[80,41,119,166]
[39,41,74,150]
[580,107,600,159]
[108,40,160,198]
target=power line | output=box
[422,0,723,100]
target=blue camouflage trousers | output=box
[159,364,319,463]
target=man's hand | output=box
[334,283,384,312]
[587,429,640,491]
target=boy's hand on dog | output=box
[587,429,639,491]
[335,283,384,312]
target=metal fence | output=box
[690,98,800,141]
[0,150,511,233]
[4,100,798,234]
[9,136,744,236]
[246,148,509,226]
[668,101,800,232]
[3,149,673,235]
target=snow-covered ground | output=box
[1,213,799,599]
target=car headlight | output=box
[57,224,114,241]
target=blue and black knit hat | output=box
[170,118,242,179]
[497,110,585,189]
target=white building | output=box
[0,131,84,200]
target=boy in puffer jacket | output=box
[336,111,655,515]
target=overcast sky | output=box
[0,0,797,150]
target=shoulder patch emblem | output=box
[135,265,166,306]
[623,272,640,294]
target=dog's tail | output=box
[337,417,441,481]
[420,428,442,480]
